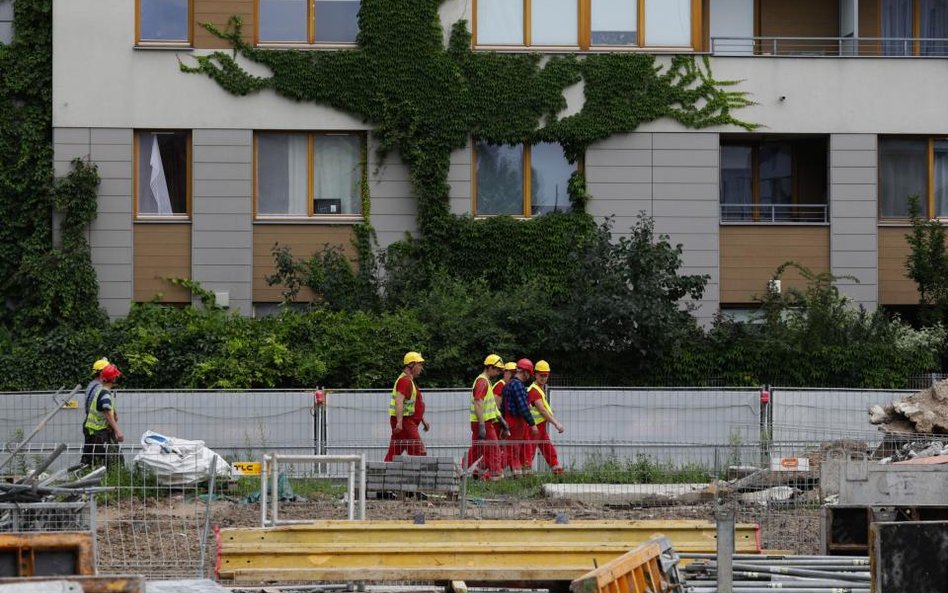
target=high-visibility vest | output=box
[528,383,553,425]
[470,373,500,422]
[389,372,417,417]
[83,384,113,433]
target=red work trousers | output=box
[503,414,531,472]
[465,421,502,477]
[384,417,426,461]
[523,421,559,470]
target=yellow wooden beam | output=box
[219,520,760,583]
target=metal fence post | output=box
[715,501,735,593]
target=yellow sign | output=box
[62,400,79,409]
[232,462,261,476]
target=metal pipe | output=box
[358,454,366,520]
[18,443,67,485]
[729,563,869,582]
[260,454,269,527]
[199,454,218,578]
[715,505,735,593]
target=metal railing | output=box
[720,202,828,224]
[711,36,948,57]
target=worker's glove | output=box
[477,422,487,440]
[498,417,510,434]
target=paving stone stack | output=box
[366,454,459,497]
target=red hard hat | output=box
[101,364,122,382]
[516,358,534,375]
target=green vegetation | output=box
[0,0,943,390]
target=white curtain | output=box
[879,139,927,218]
[644,0,691,46]
[882,0,913,55]
[921,0,948,55]
[314,134,361,214]
[139,134,174,216]
[258,134,308,216]
[477,0,523,44]
[532,0,578,45]
[934,141,948,216]
[591,0,637,46]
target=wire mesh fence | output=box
[0,384,928,579]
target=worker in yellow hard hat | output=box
[83,358,110,427]
[465,355,505,480]
[524,360,565,475]
[492,361,516,469]
[385,352,429,461]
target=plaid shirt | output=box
[501,377,535,425]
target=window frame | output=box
[719,136,829,225]
[135,0,193,46]
[471,141,580,218]
[253,130,366,222]
[878,135,948,221]
[133,130,192,221]
[472,0,702,51]
[255,0,361,46]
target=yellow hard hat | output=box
[403,351,425,365]
[504,362,517,371]
[91,358,110,374]
[483,354,503,367]
[535,360,551,373]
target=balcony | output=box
[711,37,948,57]
[720,203,829,224]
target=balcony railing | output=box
[711,36,948,57]
[720,203,828,224]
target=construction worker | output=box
[501,358,539,477]
[81,364,125,468]
[525,360,565,475]
[465,355,504,480]
[493,361,516,470]
[84,357,110,416]
[384,351,429,461]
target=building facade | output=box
[50,0,943,322]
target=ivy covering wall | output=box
[0,0,104,333]
[183,0,754,275]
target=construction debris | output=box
[682,553,871,592]
[869,379,948,434]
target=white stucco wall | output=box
[54,0,948,136]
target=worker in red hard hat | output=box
[524,360,565,475]
[500,358,539,477]
[492,361,516,471]
[81,363,125,468]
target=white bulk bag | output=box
[132,430,232,486]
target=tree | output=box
[906,195,948,324]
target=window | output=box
[255,132,364,218]
[0,0,13,45]
[475,0,697,49]
[882,0,948,56]
[136,131,190,218]
[258,0,360,44]
[720,136,828,223]
[474,142,575,217]
[879,137,948,219]
[137,0,190,44]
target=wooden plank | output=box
[253,223,355,302]
[219,520,759,582]
[879,226,919,305]
[134,223,191,302]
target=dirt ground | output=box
[94,492,822,578]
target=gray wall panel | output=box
[191,128,253,314]
[585,148,652,167]
[587,165,652,184]
[57,127,133,318]
[192,231,253,249]
[830,134,878,309]
[193,179,253,197]
[653,133,717,150]
[585,183,652,200]
[370,137,418,249]
[54,128,91,144]
[653,166,718,184]
[90,128,132,144]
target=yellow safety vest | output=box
[528,383,553,425]
[83,384,114,433]
[389,372,417,417]
[469,373,500,422]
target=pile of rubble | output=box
[869,379,948,434]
